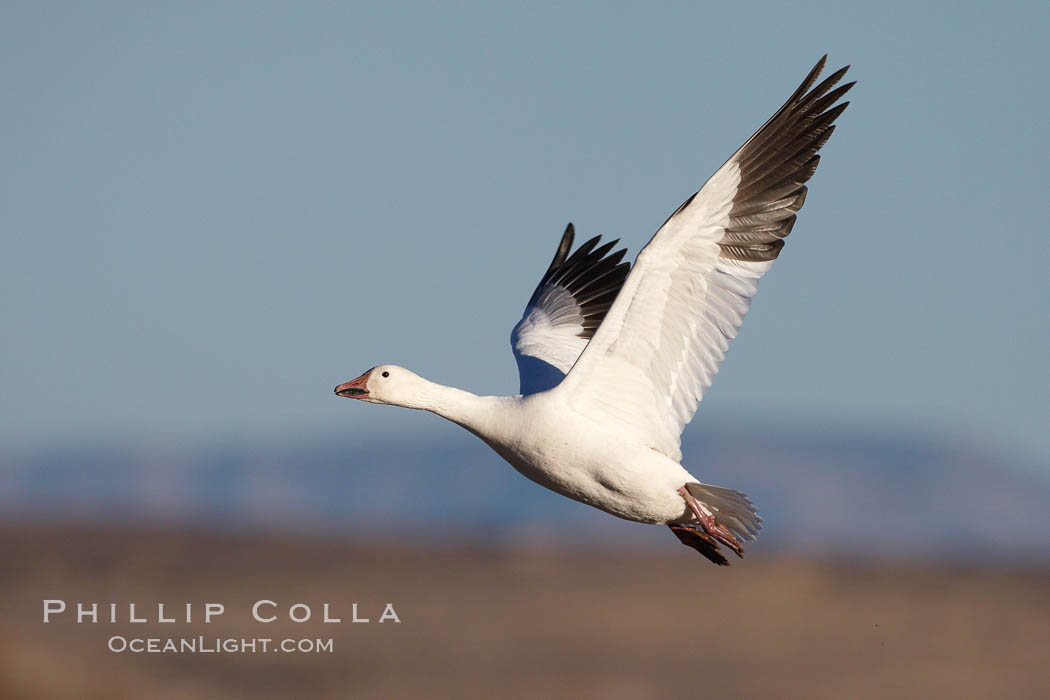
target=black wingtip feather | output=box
[718,57,853,262]
[524,224,632,339]
[540,223,575,284]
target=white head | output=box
[334,364,431,408]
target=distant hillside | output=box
[2,426,1048,560]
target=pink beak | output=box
[334,369,372,399]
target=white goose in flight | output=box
[336,56,852,565]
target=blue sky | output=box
[2,2,1047,469]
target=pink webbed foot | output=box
[668,524,730,566]
[674,485,745,561]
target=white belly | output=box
[475,398,694,524]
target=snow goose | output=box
[336,56,853,565]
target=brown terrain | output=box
[0,523,1046,699]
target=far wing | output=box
[511,223,630,394]
[561,56,854,460]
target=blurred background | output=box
[2,2,1047,698]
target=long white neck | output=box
[394,378,510,440]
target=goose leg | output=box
[676,485,744,558]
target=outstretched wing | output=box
[511,223,630,394]
[561,56,854,460]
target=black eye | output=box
[381,371,390,378]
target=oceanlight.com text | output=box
[107,636,334,654]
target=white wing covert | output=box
[561,56,854,460]
[511,224,630,395]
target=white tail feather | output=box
[684,482,762,541]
